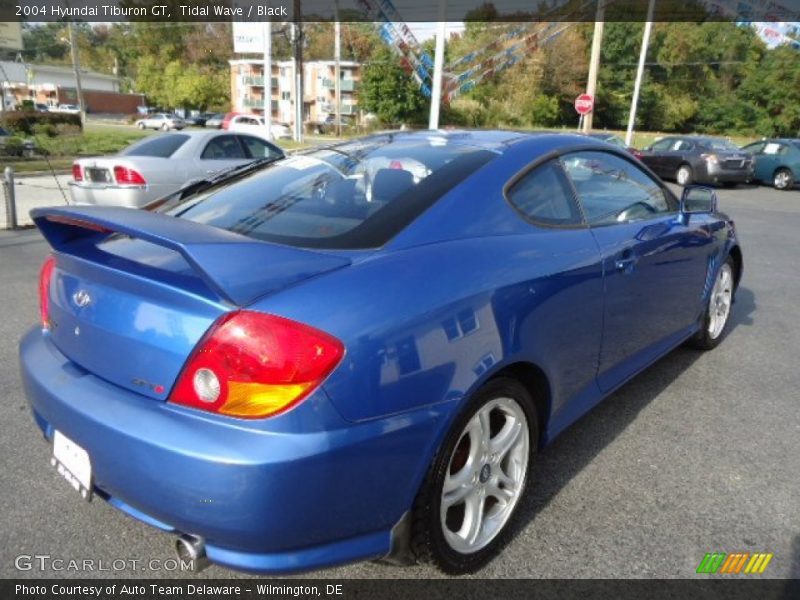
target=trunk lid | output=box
[33,206,351,400]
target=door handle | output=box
[614,250,638,273]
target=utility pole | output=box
[263,20,272,142]
[582,1,605,133]
[67,22,86,126]
[292,0,304,143]
[625,0,655,147]
[334,12,341,137]
[428,4,447,130]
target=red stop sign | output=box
[574,94,594,115]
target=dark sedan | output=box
[638,136,754,186]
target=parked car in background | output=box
[204,113,225,129]
[49,104,81,114]
[219,112,241,130]
[313,114,354,134]
[135,113,187,131]
[25,131,742,576]
[34,103,51,112]
[741,138,800,190]
[0,126,36,157]
[186,112,215,127]
[69,130,284,208]
[637,136,754,186]
[226,114,293,140]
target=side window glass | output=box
[505,160,583,226]
[649,139,673,152]
[201,136,246,160]
[239,136,282,159]
[562,151,676,226]
[745,142,765,155]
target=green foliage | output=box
[1,112,82,136]
[359,47,427,125]
[0,136,26,157]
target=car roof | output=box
[319,129,619,155]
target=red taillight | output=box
[39,255,56,329]
[169,311,344,419]
[72,163,83,182]
[113,166,146,185]
[389,160,403,169]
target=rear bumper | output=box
[68,182,166,208]
[19,328,449,573]
[699,163,754,184]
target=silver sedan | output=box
[69,130,284,208]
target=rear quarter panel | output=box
[251,232,605,428]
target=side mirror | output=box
[680,185,717,215]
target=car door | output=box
[562,150,716,392]
[757,141,787,182]
[742,142,767,180]
[639,138,673,176]
[197,134,249,176]
[662,138,692,178]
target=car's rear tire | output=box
[689,257,735,351]
[411,378,537,574]
[773,168,794,191]
[676,164,693,186]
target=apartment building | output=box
[229,59,360,124]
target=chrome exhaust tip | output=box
[175,534,211,572]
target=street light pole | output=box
[428,5,447,130]
[67,22,86,126]
[263,20,272,142]
[625,0,656,147]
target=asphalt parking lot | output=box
[0,184,798,580]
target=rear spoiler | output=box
[31,206,351,306]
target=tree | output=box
[359,47,426,125]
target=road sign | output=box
[574,93,594,115]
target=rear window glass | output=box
[121,134,190,158]
[159,137,496,249]
[699,139,740,152]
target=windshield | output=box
[120,134,190,158]
[158,136,496,249]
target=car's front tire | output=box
[411,378,537,574]
[689,257,736,350]
[773,168,794,191]
[161,123,169,131]
[137,122,145,130]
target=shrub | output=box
[0,111,82,135]
[0,136,26,157]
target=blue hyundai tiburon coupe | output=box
[20,131,741,574]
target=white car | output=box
[226,114,292,140]
[69,130,284,208]
[135,113,187,131]
[49,104,81,114]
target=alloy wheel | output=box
[708,263,733,340]
[440,397,529,554]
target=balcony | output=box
[243,98,279,111]
[322,78,357,92]
[321,103,357,115]
[243,76,278,89]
